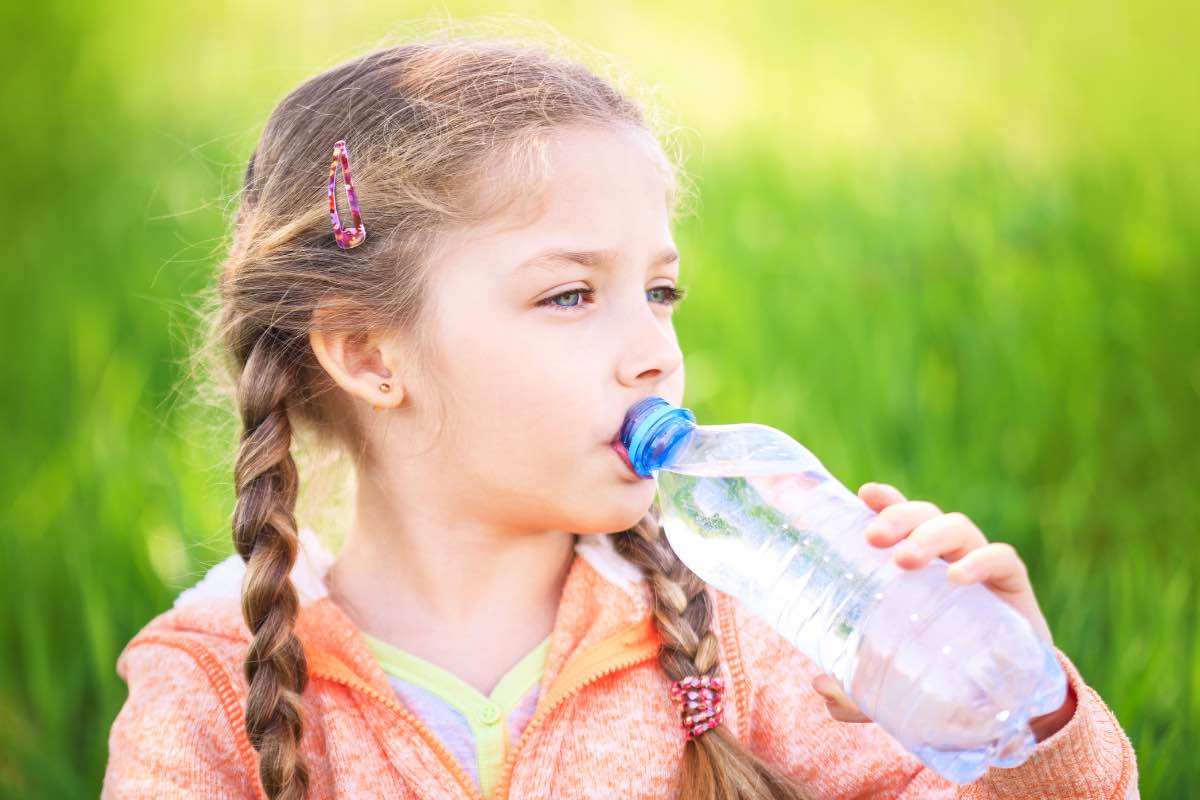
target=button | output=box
[478,703,500,725]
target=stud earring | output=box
[371,382,393,412]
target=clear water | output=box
[653,451,1067,784]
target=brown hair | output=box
[200,24,807,800]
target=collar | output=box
[151,528,660,704]
[172,527,648,609]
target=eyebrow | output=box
[514,247,680,274]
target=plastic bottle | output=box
[614,396,1066,784]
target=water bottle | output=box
[614,396,1067,784]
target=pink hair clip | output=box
[327,139,366,249]
[669,674,725,740]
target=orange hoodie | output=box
[102,530,1139,799]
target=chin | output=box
[606,487,659,532]
[565,491,655,535]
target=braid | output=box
[232,332,311,800]
[614,507,811,800]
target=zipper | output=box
[490,618,660,800]
[307,616,661,800]
[308,653,488,800]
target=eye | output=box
[648,285,688,306]
[536,285,688,313]
[536,288,596,311]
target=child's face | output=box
[409,123,685,535]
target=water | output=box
[619,399,1067,784]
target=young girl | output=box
[102,36,1138,800]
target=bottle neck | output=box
[624,399,697,478]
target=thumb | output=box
[811,673,872,723]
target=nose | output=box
[615,299,684,389]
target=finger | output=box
[892,511,989,569]
[825,701,872,723]
[944,543,1054,645]
[858,482,907,512]
[945,542,1031,594]
[811,673,839,695]
[863,500,943,547]
[811,675,871,723]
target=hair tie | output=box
[327,139,366,249]
[669,674,725,740]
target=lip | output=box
[607,404,637,448]
[609,439,640,479]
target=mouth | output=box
[608,432,638,477]
[609,404,637,449]
[610,439,640,479]
[608,400,656,478]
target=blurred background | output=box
[3,1,1196,796]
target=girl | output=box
[102,35,1138,800]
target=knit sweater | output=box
[102,528,1140,798]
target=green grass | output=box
[2,2,1196,797]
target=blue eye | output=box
[648,286,688,306]
[538,288,595,310]
[536,285,688,312]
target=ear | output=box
[309,301,405,410]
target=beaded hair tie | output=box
[327,139,366,249]
[670,675,725,740]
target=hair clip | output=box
[669,674,725,740]
[327,139,366,249]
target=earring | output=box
[372,382,391,411]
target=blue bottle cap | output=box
[618,396,697,478]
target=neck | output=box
[325,472,578,653]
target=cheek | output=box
[429,307,655,526]
[435,342,594,476]
[434,315,549,415]
[663,360,685,407]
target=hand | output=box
[811,482,1072,735]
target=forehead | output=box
[466,125,675,251]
